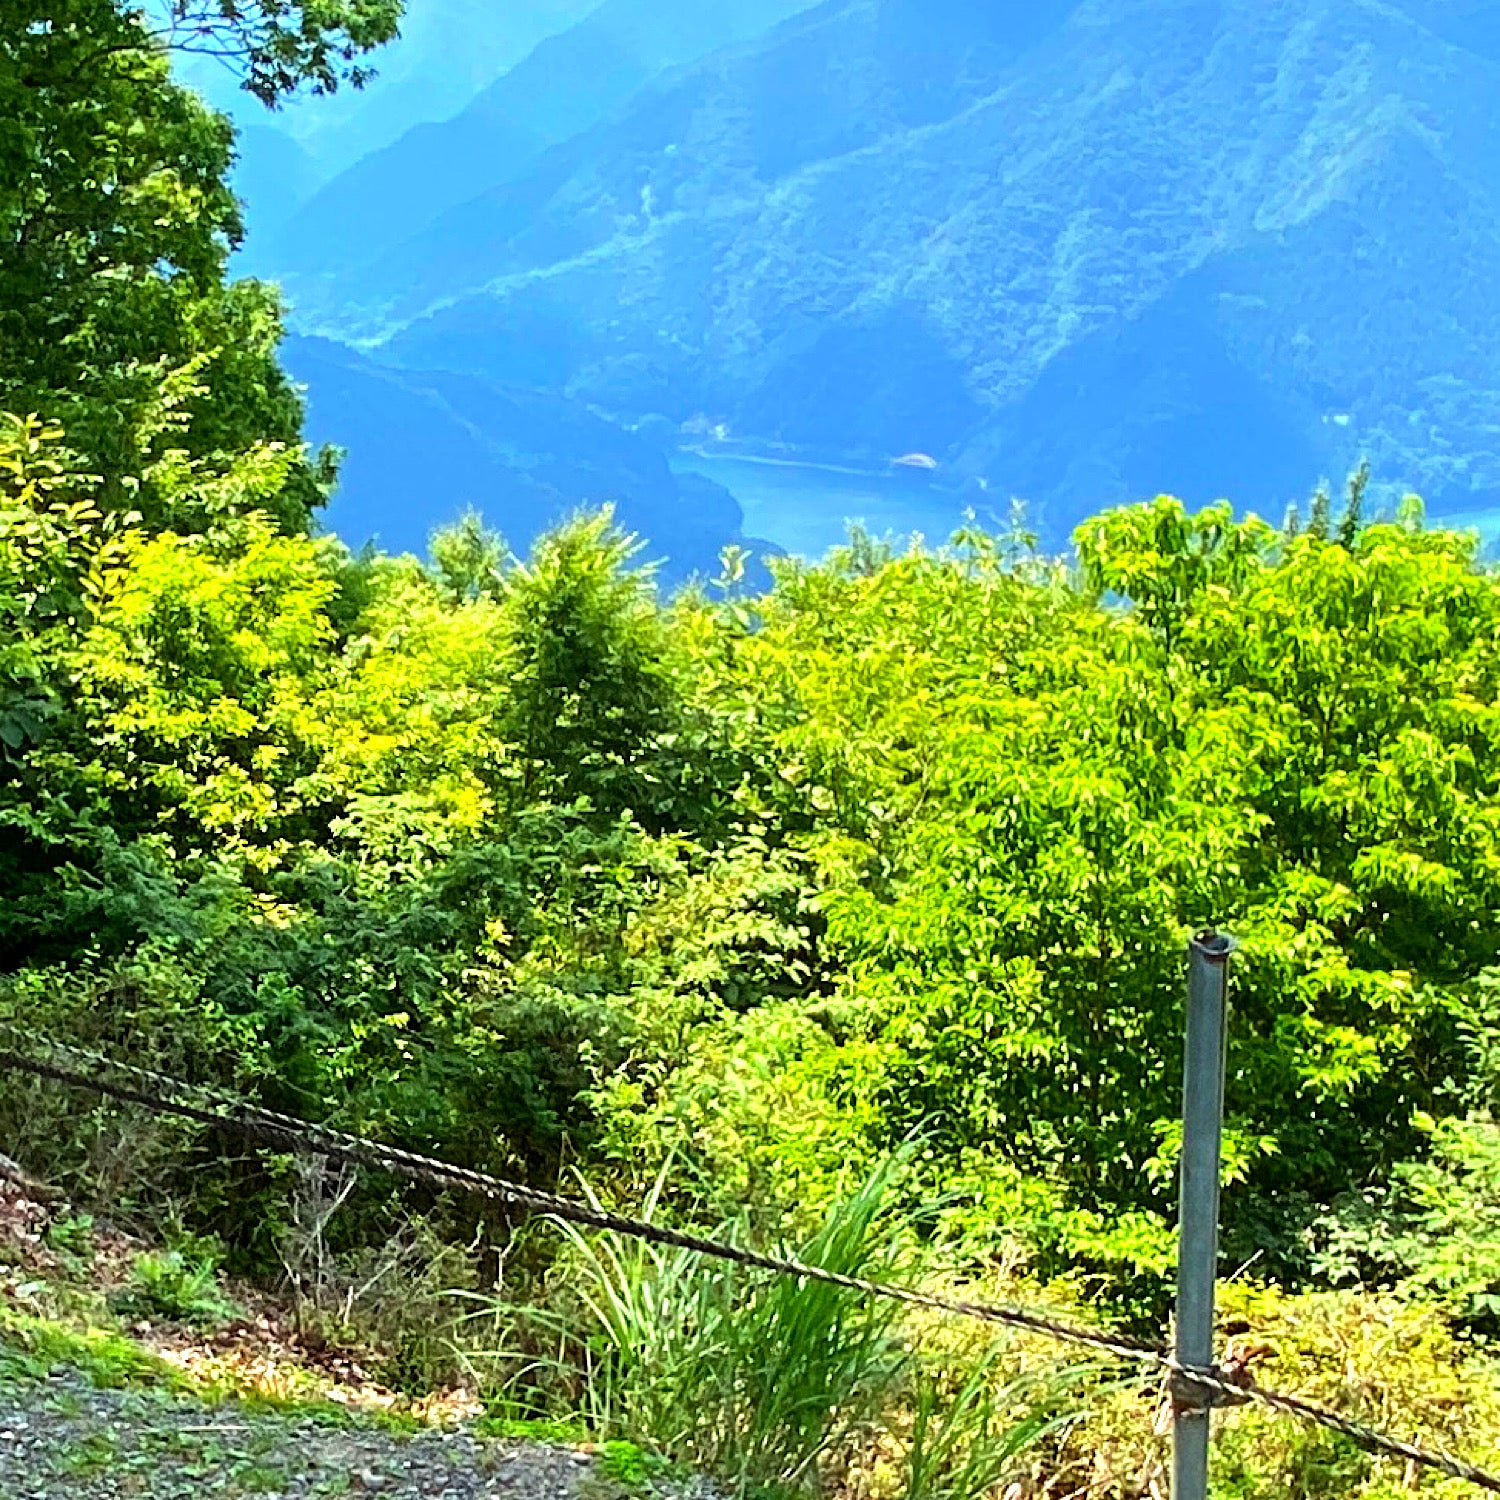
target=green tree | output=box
[494,510,689,825]
[1074,495,1272,657]
[0,415,118,760]
[690,505,1500,1284]
[430,509,508,604]
[145,0,404,104]
[0,1,344,530]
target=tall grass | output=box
[563,1159,906,1493]
[463,1158,1083,1500]
[903,1352,1080,1500]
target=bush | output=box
[463,1160,1080,1500]
[1055,1280,1500,1499]
[109,1248,239,1327]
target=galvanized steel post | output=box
[1173,929,1234,1500]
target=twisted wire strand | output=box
[2,1032,1497,1493]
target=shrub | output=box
[109,1249,239,1327]
[463,1160,1079,1500]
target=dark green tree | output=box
[431,509,508,604]
[0,0,379,530]
[1307,481,1332,541]
[145,0,403,104]
[1337,460,1372,549]
[494,510,686,824]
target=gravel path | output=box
[0,1368,671,1500]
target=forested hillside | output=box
[257,0,821,288]
[277,0,1500,544]
[279,335,761,581]
[4,2,1500,1497]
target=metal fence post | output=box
[1173,929,1234,1500]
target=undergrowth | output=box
[5,1174,1500,1500]
[457,1159,1083,1500]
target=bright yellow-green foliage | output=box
[1207,1282,1500,1498]
[1022,1279,1500,1498]
[7,416,1500,1500]
[5,415,1500,1321]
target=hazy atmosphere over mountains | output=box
[213,0,1500,566]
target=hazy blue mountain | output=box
[231,125,319,245]
[178,0,602,184]
[282,0,1500,539]
[268,0,820,302]
[285,337,761,581]
[181,2,608,285]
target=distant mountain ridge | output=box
[267,0,821,299]
[189,0,602,184]
[257,0,1500,543]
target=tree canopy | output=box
[0,1,371,531]
[142,0,404,103]
[7,402,1500,1302]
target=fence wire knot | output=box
[1169,1363,1250,1414]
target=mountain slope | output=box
[286,337,755,579]
[310,0,1500,532]
[231,124,318,245]
[268,0,821,302]
[181,0,603,185]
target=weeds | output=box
[0,1308,181,1389]
[904,1354,1077,1500]
[597,1439,671,1490]
[560,1159,904,1491]
[472,1414,589,1443]
[44,1212,96,1265]
[109,1248,240,1327]
[461,1157,1078,1500]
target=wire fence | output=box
[1,1030,1497,1494]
